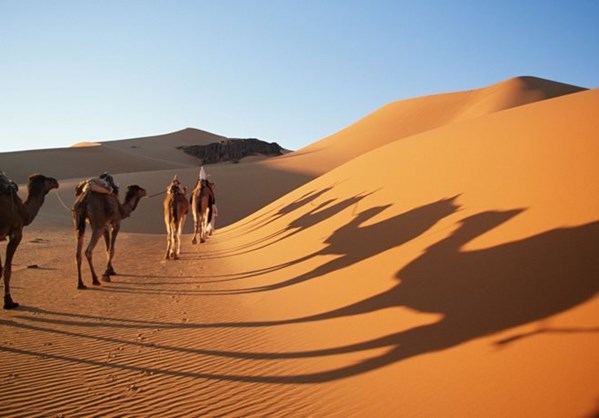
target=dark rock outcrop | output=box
[178,138,284,164]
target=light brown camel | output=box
[0,174,59,309]
[164,176,189,259]
[190,178,215,245]
[73,182,146,289]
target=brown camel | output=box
[0,174,59,309]
[73,181,146,289]
[164,176,189,259]
[190,178,215,245]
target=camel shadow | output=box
[206,187,365,260]
[5,206,599,386]
[225,195,461,293]
[262,209,599,382]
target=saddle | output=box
[72,173,117,212]
[0,172,18,195]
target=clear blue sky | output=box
[1,0,598,153]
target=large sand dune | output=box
[1,77,598,417]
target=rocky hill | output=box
[177,138,285,164]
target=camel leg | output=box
[165,225,172,259]
[103,224,119,281]
[3,231,22,309]
[176,215,186,258]
[171,224,179,259]
[179,215,187,252]
[191,216,199,245]
[166,224,175,259]
[200,208,210,243]
[103,229,116,276]
[164,217,172,259]
[85,228,104,286]
[76,228,87,289]
[191,195,199,245]
[198,212,204,243]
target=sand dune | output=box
[0,145,195,185]
[1,77,598,417]
[279,76,585,173]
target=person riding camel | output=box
[97,172,119,195]
[166,175,187,196]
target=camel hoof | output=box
[192,238,197,245]
[101,275,111,283]
[78,283,88,290]
[106,268,116,276]
[3,295,19,310]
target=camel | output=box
[190,178,215,245]
[164,176,189,260]
[0,173,59,309]
[73,180,146,289]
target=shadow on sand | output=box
[3,199,599,385]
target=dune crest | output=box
[70,141,101,147]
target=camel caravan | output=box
[0,167,217,309]
[164,166,217,259]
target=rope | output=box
[146,190,166,199]
[53,190,73,212]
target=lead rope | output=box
[54,188,165,213]
[145,190,166,198]
[53,190,73,212]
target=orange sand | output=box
[1,76,598,417]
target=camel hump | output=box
[0,172,18,195]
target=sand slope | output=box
[1,77,598,417]
[207,85,599,416]
[280,76,585,174]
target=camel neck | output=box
[23,192,46,226]
[120,196,141,219]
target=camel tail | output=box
[72,183,91,235]
[73,200,87,235]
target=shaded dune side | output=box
[0,128,224,184]
[97,127,228,167]
[0,145,194,185]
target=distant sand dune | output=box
[71,141,101,147]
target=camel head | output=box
[124,185,147,203]
[119,185,146,216]
[28,174,59,195]
[125,185,147,199]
